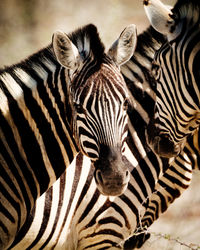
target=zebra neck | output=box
[173,0,200,25]
[121,26,166,125]
[122,26,166,86]
[0,45,79,198]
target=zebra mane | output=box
[0,45,57,76]
[172,0,200,24]
[126,25,166,86]
[134,25,166,61]
[67,24,105,63]
[0,24,105,76]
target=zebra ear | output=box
[52,31,81,70]
[108,24,137,66]
[144,0,175,37]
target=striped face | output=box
[148,41,200,158]
[145,0,200,158]
[70,60,130,196]
[72,62,129,161]
[53,24,137,196]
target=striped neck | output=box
[121,26,166,125]
[0,45,79,196]
[122,26,166,90]
[173,0,200,24]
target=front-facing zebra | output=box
[144,0,200,158]
[0,24,137,249]
[8,25,194,250]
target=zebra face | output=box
[53,24,137,196]
[147,54,200,158]
[72,63,129,160]
[146,109,185,158]
[72,63,131,196]
[145,0,200,158]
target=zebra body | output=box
[10,150,192,250]
[0,24,137,249]
[11,152,139,250]
[9,26,193,249]
[144,0,200,158]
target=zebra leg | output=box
[123,148,193,249]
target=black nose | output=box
[153,134,180,158]
[93,145,130,196]
[94,168,130,196]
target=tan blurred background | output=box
[0,0,175,66]
[1,0,199,249]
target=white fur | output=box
[144,0,174,35]
[53,31,81,70]
[108,24,137,66]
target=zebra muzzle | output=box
[152,134,181,158]
[94,155,130,196]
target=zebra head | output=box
[52,24,137,196]
[145,0,200,158]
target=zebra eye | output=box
[152,61,161,80]
[123,99,129,111]
[74,103,85,114]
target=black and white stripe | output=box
[9,26,193,250]
[9,153,192,250]
[145,0,200,158]
[0,23,137,249]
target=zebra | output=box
[143,0,200,159]
[9,151,192,250]
[0,23,138,249]
[8,25,193,249]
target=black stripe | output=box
[9,206,36,249]
[130,167,148,200]
[85,199,123,228]
[111,202,131,230]
[53,153,86,248]
[86,229,123,239]
[3,81,50,195]
[1,112,34,214]
[26,187,53,249]
[0,199,16,224]
[119,194,139,225]
[98,216,123,227]
[11,69,69,181]
[0,220,9,235]
[84,240,120,249]
[78,189,100,224]
[0,142,23,203]
[40,172,66,249]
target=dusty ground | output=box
[1,1,199,249]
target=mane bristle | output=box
[0,24,105,75]
[131,25,166,70]
[172,0,200,23]
[68,24,105,62]
[136,26,166,58]
[0,45,55,76]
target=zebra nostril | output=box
[96,170,104,184]
[125,170,130,182]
